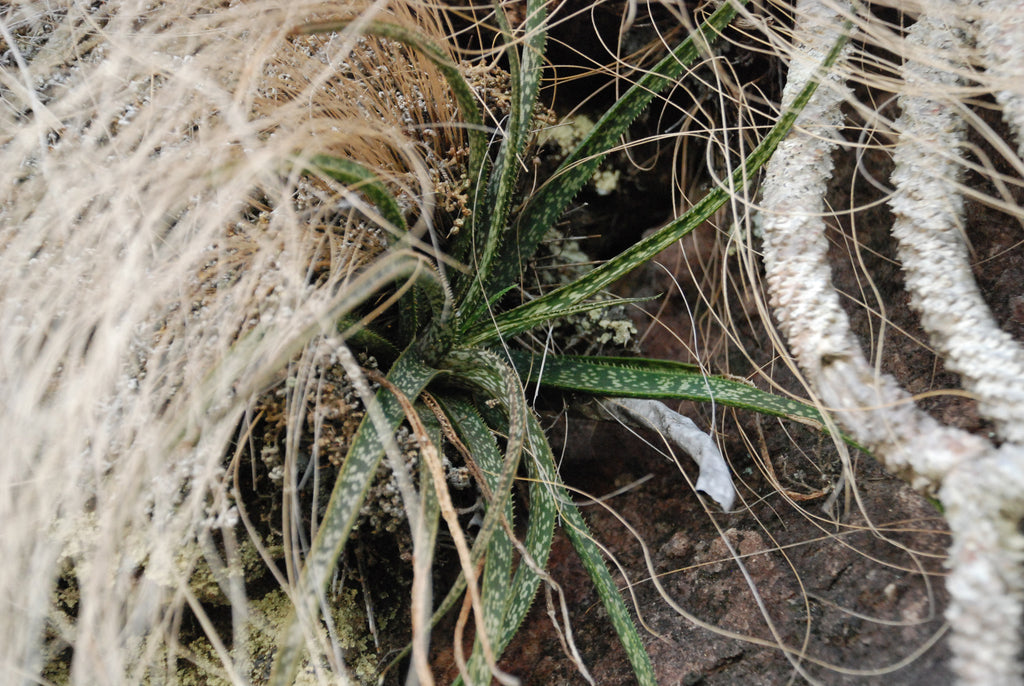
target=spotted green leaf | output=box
[447,392,654,685]
[458,0,548,319]
[508,350,866,450]
[522,410,657,685]
[436,348,560,685]
[480,408,558,662]
[482,0,749,304]
[301,154,408,234]
[480,294,651,341]
[268,349,440,686]
[409,405,443,681]
[439,397,518,685]
[335,315,401,365]
[469,23,852,345]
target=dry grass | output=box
[1,0,464,681]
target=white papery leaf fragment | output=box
[606,398,736,512]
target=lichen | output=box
[538,113,623,194]
[531,229,639,355]
[590,168,621,196]
[170,585,379,685]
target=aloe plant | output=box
[269,2,851,683]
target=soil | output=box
[502,420,952,686]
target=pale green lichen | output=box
[171,584,381,685]
[570,307,637,350]
[44,497,379,684]
[592,311,637,346]
[186,535,280,606]
[539,113,622,194]
[533,230,638,354]
[590,168,621,196]
[538,113,595,152]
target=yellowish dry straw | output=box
[1,0,461,681]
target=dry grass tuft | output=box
[1,0,463,680]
